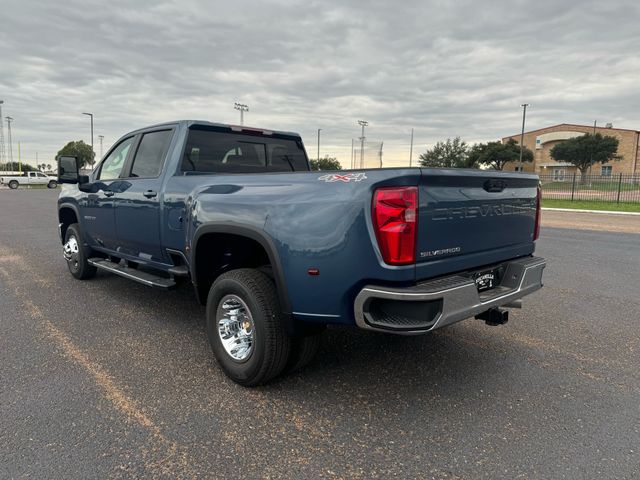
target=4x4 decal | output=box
[318,173,367,183]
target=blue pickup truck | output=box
[57,120,545,385]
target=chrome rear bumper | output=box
[354,256,546,335]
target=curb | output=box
[542,207,640,216]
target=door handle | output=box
[143,190,158,198]
[104,191,115,197]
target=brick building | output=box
[502,123,640,180]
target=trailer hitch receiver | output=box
[475,307,509,326]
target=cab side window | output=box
[98,137,134,180]
[129,130,173,178]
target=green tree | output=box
[46,163,52,171]
[0,162,37,172]
[309,156,342,171]
[419,137,474,168]
[56,140,95,168]
[468,139,533,170]
[550,133,620,184]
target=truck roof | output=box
[130,120,302,138]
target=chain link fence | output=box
[540,173,640,204]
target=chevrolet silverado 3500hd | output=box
[57,120,545,385]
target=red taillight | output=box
[534,185,541,241]
[372,186,418,265]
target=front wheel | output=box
[63,223,97,280]
[8,180,18,189]
[206,269,291,386]
[47,180,57,189]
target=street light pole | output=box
[519,104,529,169]
[317,129,322,162]
[6,116,14,169]
[98,135,104,160]
[351,139,354,169]
[409,128,414,167]
[588,120,597,179]
[0,100,5,171]
[357,120,368,168]
[82,112,94,165]
[234,103,249,126]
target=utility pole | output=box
[234,103,249,126]
[519,104,529,169]
[357,120,368,168]
[593,120,597,134]
[98,135,104,160]
[379,141,384,168]
[82,112,94,165]
[317,129,322,162]
[0,100,5,171]
[409,128,414,167]
[6,116,14,170]
[18,142,21,173]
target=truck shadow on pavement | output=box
[92,268,518,404]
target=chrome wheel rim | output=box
[216,294,255,361]
[63,235,80,270]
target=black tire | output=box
[206,268,291,386]
[64,223,97,280]
[285,333,322,373]
[47,180,57,189]
[8,180,18,189]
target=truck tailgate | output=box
[415,168,539,279]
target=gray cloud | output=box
[1,0,639,167]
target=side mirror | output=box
[57,156,89,184]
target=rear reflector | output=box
[372,186,418,265]
[534,185,541,241]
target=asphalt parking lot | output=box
[1,189,639,479]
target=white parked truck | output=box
[0,171,58,189]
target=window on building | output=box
[552,168,566,181]
[514,166,524,172]
[601,165,612,177]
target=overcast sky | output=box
[1,0,639,168]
